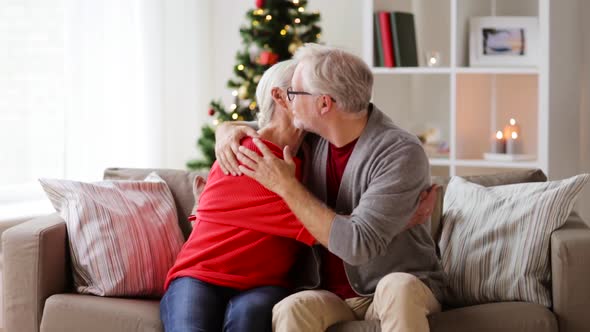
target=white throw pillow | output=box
[39,172,184,297]
[439,174,589,307]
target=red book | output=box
[378,11,396,67]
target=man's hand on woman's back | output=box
[215,122,259,176]
[405,184,440,230]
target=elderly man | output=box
[217,44,445,332]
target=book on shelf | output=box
[372,11,418,68]
[377,11,396,67]
[390,12,418,67]
[373,13,384,67]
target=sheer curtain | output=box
[0,0,67,210]
[1,0,210,218]
[64,0,211,181]
[64,0,164,181]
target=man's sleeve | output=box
[327,142,430,266]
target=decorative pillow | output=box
[103,168,210,240]
[431,169,548,243]
[39,172,185,297]
[439,174,589,307]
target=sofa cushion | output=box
[326,302,557,332]
[40,294,162,332]
[40,297,558,332]
[439,174,589,307]
[104,167,209,240]
[39,173,185,297]
[430,168,547,242]
[428,302,558,332]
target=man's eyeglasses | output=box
[286,87,336,103]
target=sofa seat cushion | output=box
[429,302,558,332]
[40,294,162,332]
[327,302,557,332]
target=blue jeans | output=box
[160,277,290,332]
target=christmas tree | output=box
[187,0,321,170]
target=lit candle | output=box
[506,131,520,154]
[425,51,441,67]
[491,130,506,154]
[503,118,520,140]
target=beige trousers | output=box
[272,272,441,332]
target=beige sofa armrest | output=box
[2,213,69,332]
[551,211,590,332]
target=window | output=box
[0,0,208,219]
[0,0,65,205]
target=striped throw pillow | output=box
[439,174,589,307]
[39,172,184,297]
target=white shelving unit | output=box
[371,67,452,75]
[361,0,549,177]
[455,68,540,75]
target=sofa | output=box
[3,167,590,332]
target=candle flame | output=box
[510,118,516,125]
[496,131,503,139]
[512,132,518,139]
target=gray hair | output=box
[256,60,297,128]
[293,43,373,113]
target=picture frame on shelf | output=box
[469,16,539,67]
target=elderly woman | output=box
[160,60,314,332]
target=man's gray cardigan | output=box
[294,104,446,303]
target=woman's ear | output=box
[271,87,288,110]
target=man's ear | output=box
[318,95,334,116]
[271,87,288,110]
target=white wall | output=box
[578,0,590,222]
[209,1,251,113]
[548,0,582,181]
[161,1,212,169]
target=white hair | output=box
[293,43,373,113]
[256,60,297,128]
